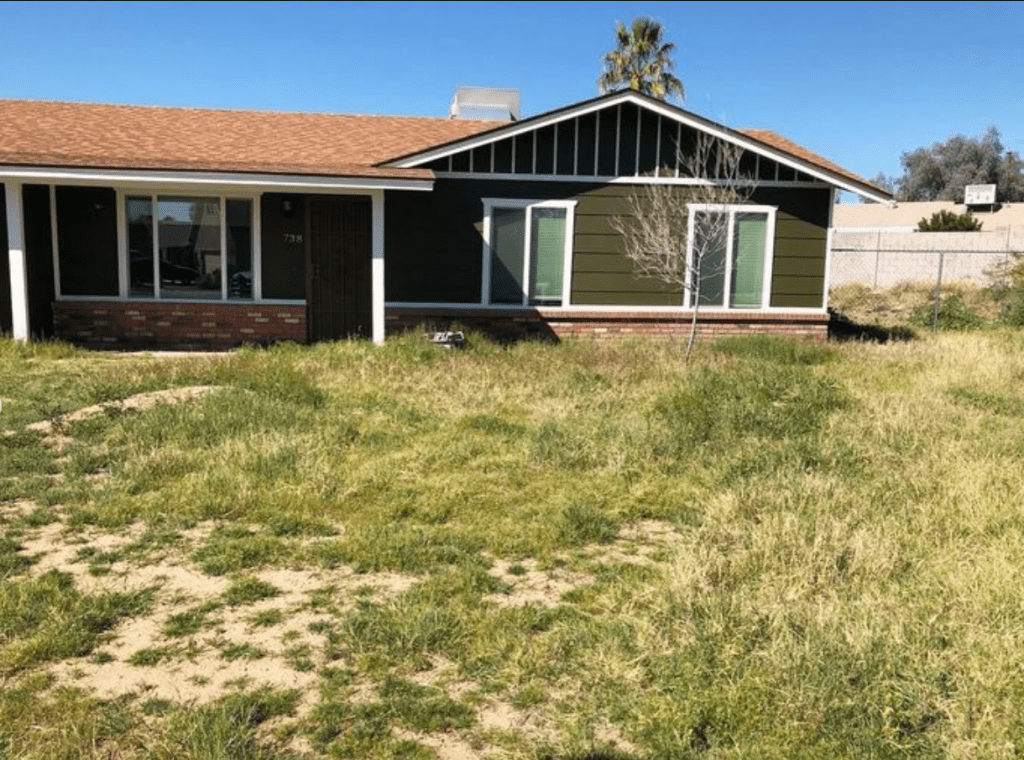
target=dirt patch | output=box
[486,558,593,608]
[8,512,422,710]
[0,499,43,521]
[25,385,221,448]
[585,518,682,565]
[484,522,681,607]
[7,511,679,757]
[394,727,487,760]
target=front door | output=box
[306,195,372,342]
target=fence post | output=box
[874,231,881,289]
[932,250,945,330]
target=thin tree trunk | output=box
[684,278,700,363]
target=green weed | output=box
[222,576,281,607]
[0,570,153,674]
[192,528,290,576]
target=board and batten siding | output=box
[384,180,830,309]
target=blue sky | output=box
[1,0,1021,196]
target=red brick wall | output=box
[387,307,828,343]
[51,302,827,351]
[53,301,306,350]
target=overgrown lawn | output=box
[2,331,1024,758]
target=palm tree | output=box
[598,17,684,102]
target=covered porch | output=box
[1,169,419,348]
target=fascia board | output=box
[0,165,434,192]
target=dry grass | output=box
[830,280,1002,328]
[3,330,1024,758]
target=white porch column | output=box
[4,181,29,341]
[370,189,385,344]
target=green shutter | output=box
[730,213,767,308]
[529,208,566,305]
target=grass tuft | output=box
[0,570,153,674]
[222,576,282,607]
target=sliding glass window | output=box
[687,205,775,309]
[483,199,576,307]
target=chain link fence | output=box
[830,226,1024,329]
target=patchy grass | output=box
[5,331,1024,758]
[831,280,1001,330]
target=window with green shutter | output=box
[687,205,775,310]
[483,199,576,306]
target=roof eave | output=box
[0,162,436,192]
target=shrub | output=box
[917,210,982,231]
[991,253,1024,326]
[909,295,985,331]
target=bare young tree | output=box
[611,134,756,361]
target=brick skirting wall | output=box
[50,302,826,350]
[386,307,829,343]
[53,301,307,350]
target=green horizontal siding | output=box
[573,215,619,235]
[758,188,829,308]
[573,272,675,292]
[775,216,828,240]
[774,237,827,259]
[385,180,831,310]
[771,293,823,308]
[573,253,635,273]
[772,256,826,278]
[572,291,682,307]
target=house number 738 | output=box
[284,233,304,244]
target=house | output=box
[0,91,891,349]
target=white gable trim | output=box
[387,91,891,204]
[434,171,833,189]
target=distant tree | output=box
[892,127,1024,202]
[917,210,983,232]
[855,172,896,204]
[598,17,684,102]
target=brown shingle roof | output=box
[0,99,499,180]
[737,128,889,198]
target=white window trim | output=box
[117,190,267,303]
[685,203,777,310]
[480,198,577,307]
[47,188,305,305]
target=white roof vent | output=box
[449,86,520,121]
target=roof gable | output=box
[0,99,497,180]
[387,91,892,203]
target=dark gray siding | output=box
[0,187,10,334]
[385,183,488,303]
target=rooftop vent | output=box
[449,86,520,121]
